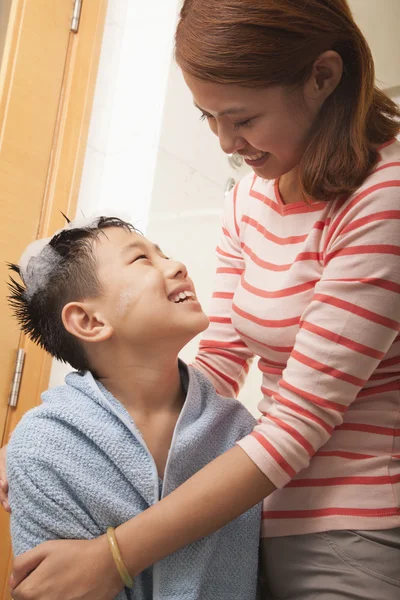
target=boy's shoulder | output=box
[187,365,256,434]
[8,373,106,460]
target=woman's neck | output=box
[278,167,304,205]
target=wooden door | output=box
[0,1,107,598]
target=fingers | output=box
[0,443,11,512]
[0,479,10,512]
[11,544,49,589]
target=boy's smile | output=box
[91,227,209,350]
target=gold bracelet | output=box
[106,527,134,589]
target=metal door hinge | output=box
[8,349,25,408]
[71,0,82,33]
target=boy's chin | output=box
[174,313,210,346]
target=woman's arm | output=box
[11,446,275,600]
[194,181,255,397]
[117,445,274,575]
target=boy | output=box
[7,216,261,600]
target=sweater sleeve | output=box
[237,181,400,488]
[193,181,255,397]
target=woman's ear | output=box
[62,301,113,343]
[305,50,343,102]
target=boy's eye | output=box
[233,119,253,131]
[133,254,148,262]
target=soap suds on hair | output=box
[18,216,102,298]
[19,240,62,299]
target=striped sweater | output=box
[194,139,400,538]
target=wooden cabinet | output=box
[0,2,107,598]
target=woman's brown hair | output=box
[175,0,400,202]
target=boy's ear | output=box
[62,301,113,343]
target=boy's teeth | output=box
[171,290,195,303]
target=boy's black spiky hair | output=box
[7,216,139,372]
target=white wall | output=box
[49,0,182,388]
[349,0,400,90]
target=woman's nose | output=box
[218,125,245,156]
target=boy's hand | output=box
[11,536,124,600]
[0,444,10,512]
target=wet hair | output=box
[175,0,400,202]
[8,216,137,373]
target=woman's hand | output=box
[0,444,10,512]
[10,536,124,600]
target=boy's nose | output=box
[165,258,188,280]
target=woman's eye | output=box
[199,112,213,122]
[233,119,253,131]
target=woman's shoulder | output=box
[332,139,400,219]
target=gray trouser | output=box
[259,528,400,599]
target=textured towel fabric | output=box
[8,363,261,600]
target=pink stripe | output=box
[251,431,296,477]
[357,381,400,397]
[326,277,400,295]
[235,327,292,353]
[241,243,291,272]
[212,291,235,300]
[378,355,400,368]
[233,183,240,236]
[233,303,300,328]
[263,413,315,456]
[249,176,281,215]
[327,244,400,261]
[279,379,347,413]
[313,293,400,331]
[326,181,400,247]
[262,506,400,519]
[216,246,239,260]
[336,422,400,436]
[242,215,308,245]
[377,138,397,150]
[196,357,239,395]
[315,450,375,460]
[374,162,400,174]
[287,473,400,487]
[242,275,318,299]
[291,349,365,387]
[216,267,244,275]
[202,348,249,370]
[273,392,334,434]
[209,316,232,324]
[259,357,286,369]
[300,320,384,360]
[199,339,248,349]
[222,226,232,240]
[338,210,400,236]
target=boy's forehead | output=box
[96,227,143,251]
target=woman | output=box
[2,1,400,598]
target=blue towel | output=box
[8,363,261,599]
